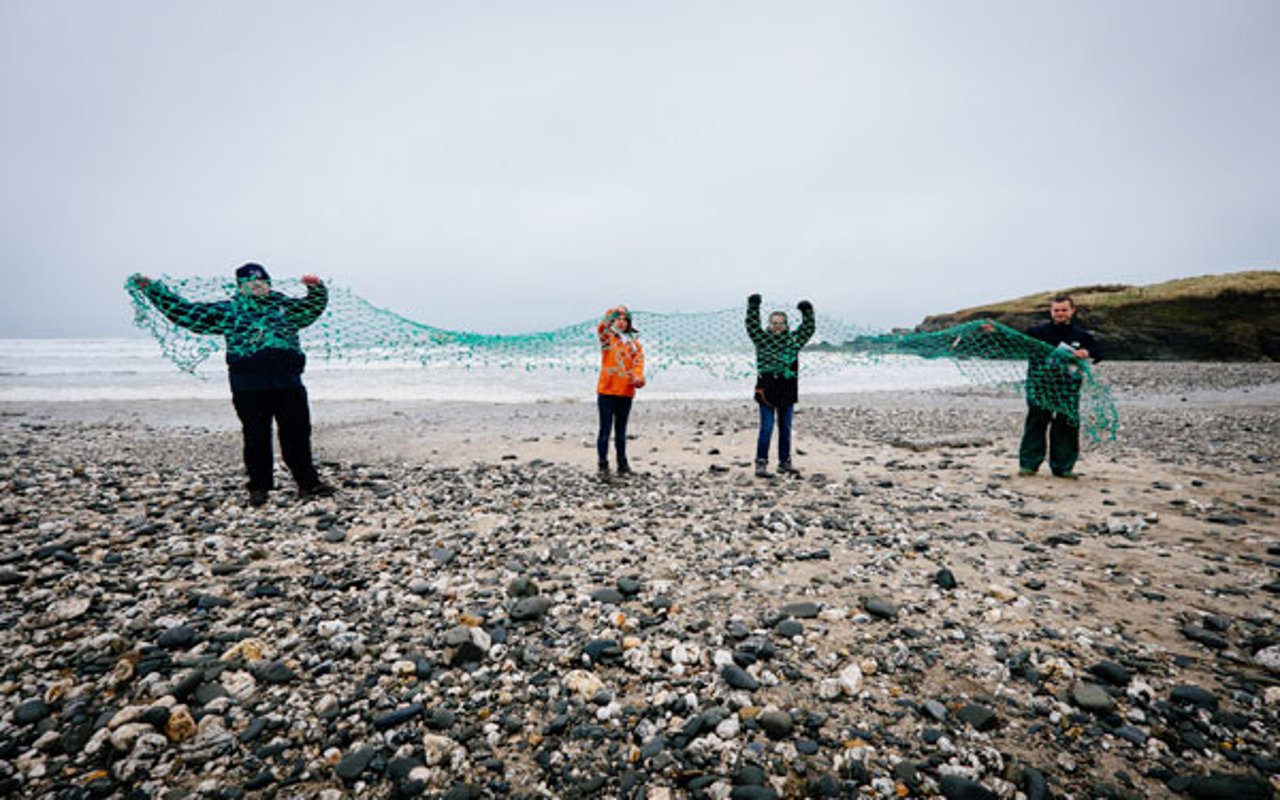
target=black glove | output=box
[797,300,813,313]
[748,293,762,305]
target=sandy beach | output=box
[1,361,1277,798]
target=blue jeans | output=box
[756,403,794,463]
[597,394,633,462]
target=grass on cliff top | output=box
[956,270,1279,316]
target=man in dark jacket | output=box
[129,263,335,506]
[1019,294,1102,479]
[746,293,816,477]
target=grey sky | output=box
[2,0,1278,337]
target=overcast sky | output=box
[2,0,1277,337]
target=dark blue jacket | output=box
[1025,320,1102,400]
[142,281,328,392]
[1026,320,1102,361]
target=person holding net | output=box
[596,305,646,482]
[746,294,816,477]
[1018,294,1102,479]
[127,264,336,506]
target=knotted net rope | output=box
[125,276,1118,440]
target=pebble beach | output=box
[1,362,1278,799]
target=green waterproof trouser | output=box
[1018,401,1080,475]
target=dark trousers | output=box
[1018,401,1080,475]
[756,403,794,463]
[231,386,320,491]
[597,394,633,463]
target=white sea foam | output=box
[0,338,977,403]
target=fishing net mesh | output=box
[125,275,1118,441]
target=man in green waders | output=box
[1018,294,1102,479]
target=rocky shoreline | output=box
[1,362,1277,798]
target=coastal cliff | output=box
[916,271,1280,360]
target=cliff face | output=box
[916,271,1280,361]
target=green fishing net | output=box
[124,276,1118,441]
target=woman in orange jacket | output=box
[596,306,645,480]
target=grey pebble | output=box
[862,596,896,620]
[780,601,821,618]
[13,698,49,726]
[510,596,552,622]
[590,588,625,605]
[921,699,948,721]
[721,664,760,691]
[756,709,793,739]
[336,745,378,781]
[956,703,998,731]
[1071,681,1114,714]
[940,775,998,800]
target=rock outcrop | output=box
[916,271,1280,360]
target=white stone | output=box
[1253,644,1280,674]
[50,597,91,621]
[817,679,844,700]
[408,765,432,784]
[1127,678,1155,703]
[422,733,460,767]
[107,705,148,729]
[221,670,257,702]
[1263,686,1280,707]
[109,723,155,752]
[329,631,367,654]
[15,749,46,779]
[116,733,168,781]
[203,697,233,715]
[839,663,864,696]
[623,645,654,673]
[317,620,348,637]
[564,669,605,699]
[83,727,112,756]
[315,694,339,716]
[670,643,699,665]
[714,716,740,739]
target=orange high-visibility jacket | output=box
[597,310,645,397]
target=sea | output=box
[0,338,979,404]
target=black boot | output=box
[616,457,632,477]
[597,460,611,483]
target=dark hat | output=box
[235,263,270,282]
